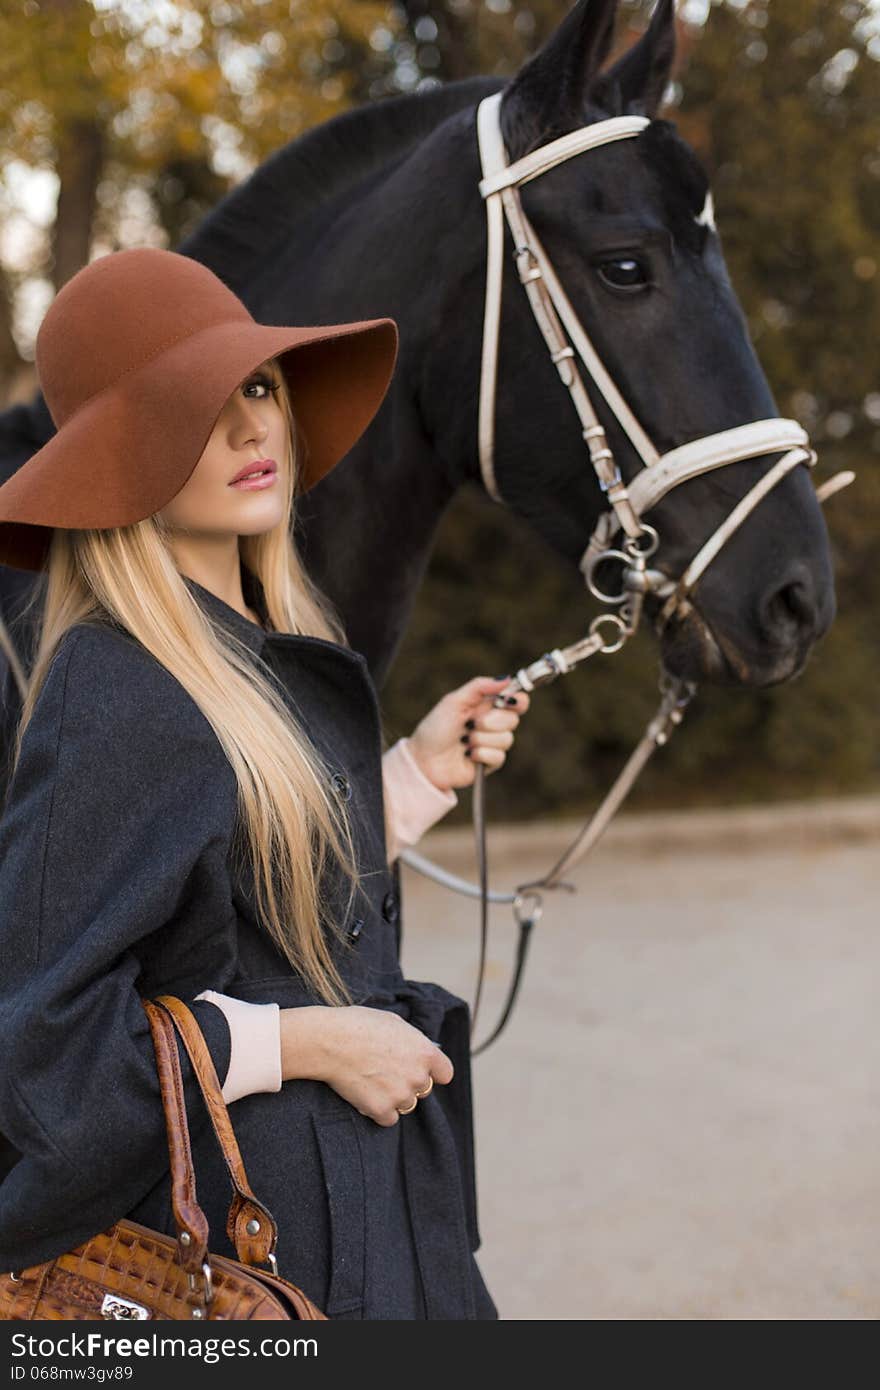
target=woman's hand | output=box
[407,676,531,792]
[280,1005,453,1126]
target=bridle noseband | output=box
[399,92,852,1054]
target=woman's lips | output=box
[229,459,277,489]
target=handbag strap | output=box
[153,994,280,1268]
[142,999,211,1275]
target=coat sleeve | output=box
[0,625,241,1271]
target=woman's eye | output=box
[596,258,649,292]
[245,375,280,398]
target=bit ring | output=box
[585,549,630,604]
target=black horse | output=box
[0,0,835,759]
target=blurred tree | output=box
[676,0,880,447]
[387,0,667,86]
[389,0,563,81]
[0,0,400,384]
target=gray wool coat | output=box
[0,566,497,1320]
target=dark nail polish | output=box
[460,733,470,744]
[493,674,510,681]
[464,747,472,757]
[464,718,476,730]
[505,696,518,706]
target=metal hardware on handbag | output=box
[101,1293,151,1320]
[0,996,327,1322]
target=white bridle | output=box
[475,90,842,625]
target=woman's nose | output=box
[233,400,269,444]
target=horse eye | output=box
[596,258,649,292]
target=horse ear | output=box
[591,0,677,118]
[500,0,620,157]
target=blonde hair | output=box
[9,359,383,1006]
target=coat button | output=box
[382,890,399,925]
[330,770,352,801]
[347,917,365,944]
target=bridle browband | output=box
[399,92,852,1054]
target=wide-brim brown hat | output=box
[0,247,399,571]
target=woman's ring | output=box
[398,1095,419,1115]
[414,1077,434,1098]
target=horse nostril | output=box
[760,566,819,645]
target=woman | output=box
[0,248,528,1319]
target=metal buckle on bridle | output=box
[513,889,545,923]
[514,243,542,285]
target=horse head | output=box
[462,0,835,687]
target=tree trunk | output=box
[0,272,21,405]
[51,117,105,291]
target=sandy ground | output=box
[397,797,880,1321]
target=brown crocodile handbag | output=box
[0,994,327,1321]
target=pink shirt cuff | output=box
[382,736,458,862]
[194,990,282,1104]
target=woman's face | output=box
[158,361,289,540]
